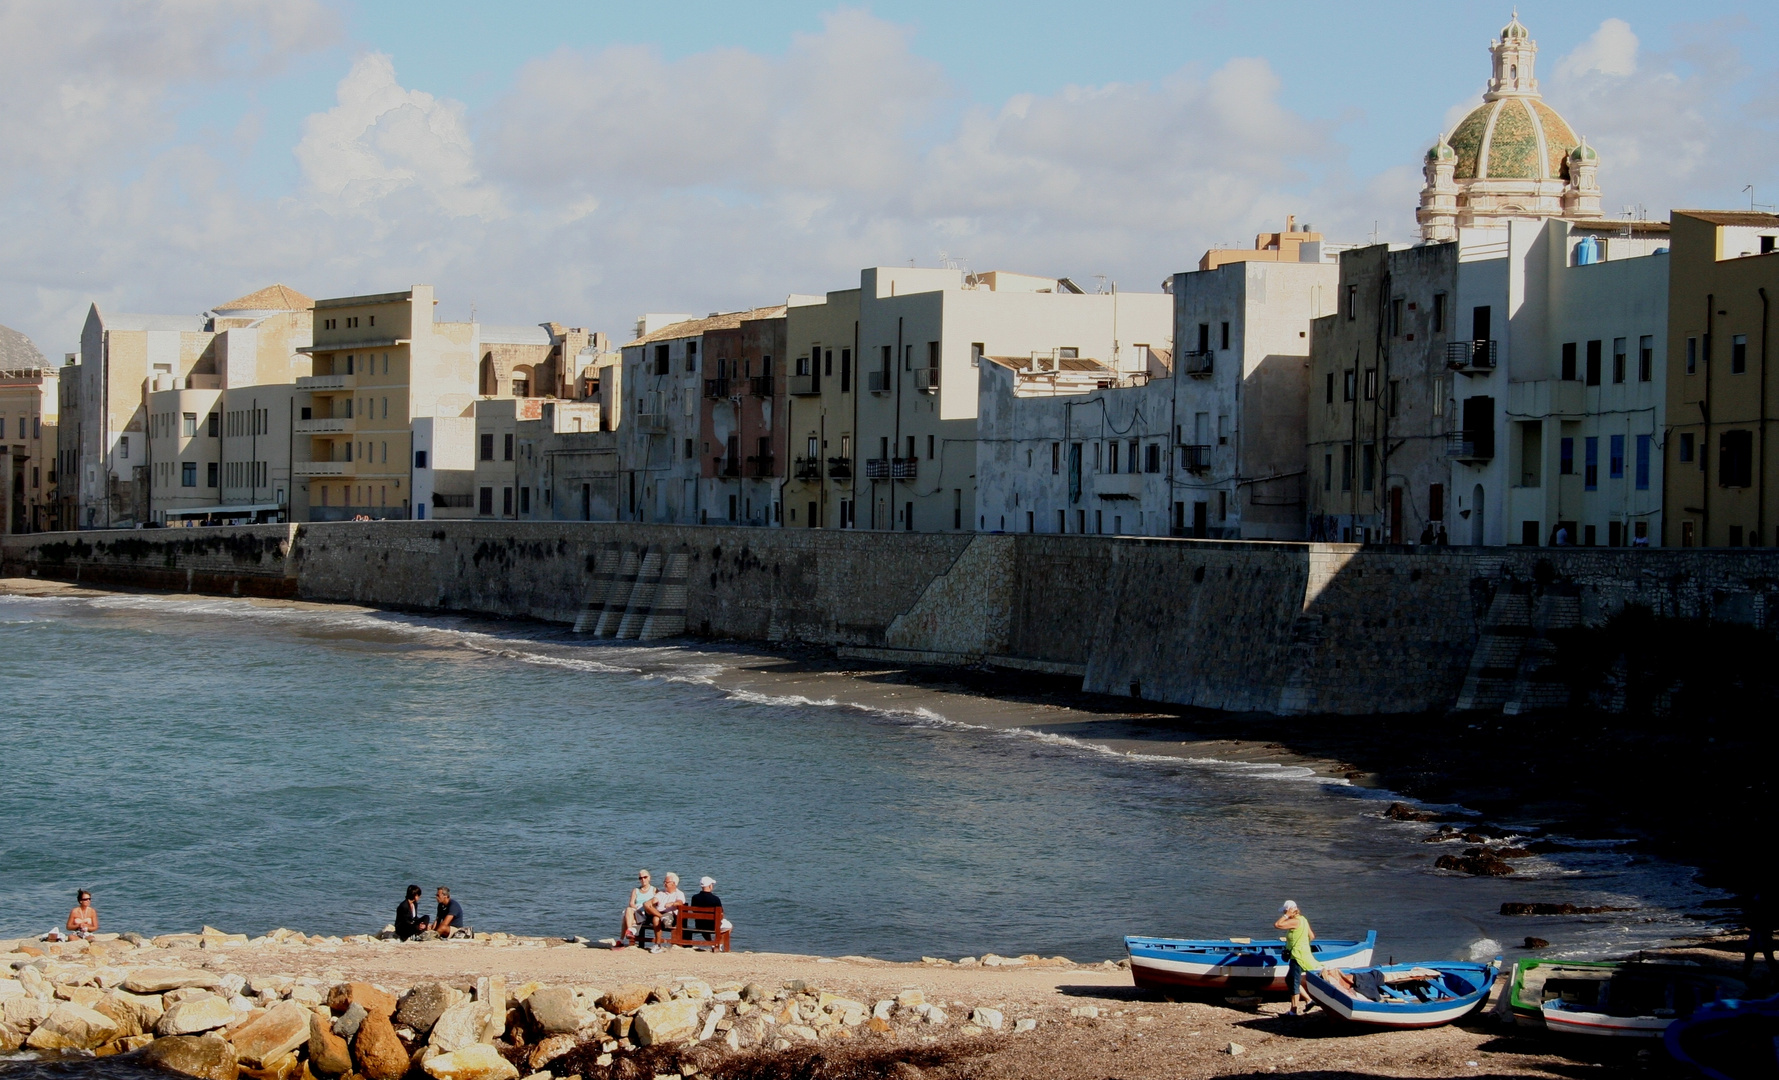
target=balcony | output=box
[1445,432,1495,461]
[1092,473,1144,499]
[1182,350,1215,377]
[749,375,775,397]
[747,454,776,477]
[635,412,671,434]
[1445,339,1498,373]
[826,456,852,479]
[294,461,355,478]
[868,370,892,395]
[295,417,355,435]
[864,457,918,480]
[787,373,819,396]
[703,377,731,399]
[296,373,356,391]
[794,456,822,481]
[1181,444,1213,473]
[914,367,940,394]
[718,456,741,478]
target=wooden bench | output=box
[668,905,730,952]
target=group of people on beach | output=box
[617,870,726,951]
[394,886,468,940]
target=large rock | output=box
[0,1024,24,1052]
[2,994,50,1029]
[632,999,702,1048]
[1435,852,1516,876]
[230,1001,311,1068]
[527,1034,577,1070]
[332,1002,367,1041]
[596,985,651,1016]
[421,1043,519,1080]
[24,1003,120,1050]
[308,1012,354,1077]
[96,989,164,1035]
[395,983,460,1035]
[327,983,397,1019]
[158,996,239,1036]
[142,1034,239,1080]
[123,969,221,995]
[427,1000,490,1051]
[352,1012,411,1080]
[524,988,587,1035]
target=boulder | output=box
[0,979,22,999]
[2,994,50,1029]
[1524,937,1551,949]
[24,1003,120,1050]
[524,988,586,1035]
[158,996,239,1036]
[1434,853,1515,876]
[596,985,651,1016]
[421,1043,519,1080]
[632,999,701,1047]
[124,969,222,995]
[0,1024,22,1053]
[968,1007,1003,1031]
[308,1012,354,1077]
[1384,801,1443,822]
[352,1012,411,1080]
[141,1033,239,1080]
[427,1000,490,1051]
[231,1001,311,1068]
[527,1033,577,1070]
[332,1002,367,1041]
[55,985,104,1008]
[95,989,162,1036]
[327,983,397,1019]
[17,968,51,1000]
[395,983,460,1035]
[166,988,221,1006]
[698,1003,726,1042]
[287,985,325,1007]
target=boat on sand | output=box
[1125,931,1376,995]
[1303,959,1499,1029]
[1537,961,1743,1038]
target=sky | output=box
[1,1,1775,352]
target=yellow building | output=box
[0,324,59,532]
[783,289,860,528]
[1663,210,1779,547]
[297,285,479,521]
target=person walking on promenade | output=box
[435,887,467,938]
[66,891,98,938]
[618,870,656,947]
[1743,890,1776,986]
[396,885,430,940]
[1275,900,1320,1016]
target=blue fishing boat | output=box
[1125,930,1377,995]
[1303,959,1499,1029]
[1663,993,1779,1077]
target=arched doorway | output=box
[1470,483,1486,546]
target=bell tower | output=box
[1485,12,1537,99]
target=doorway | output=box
[1470,483,1485,545]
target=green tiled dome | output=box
[1447,97,1580,181]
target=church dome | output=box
[1501,13,1530,40]
[1569,137,1597,163]
[1426,133,1457,163]
[1447,96,1579,182]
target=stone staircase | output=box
[573,542,690,640]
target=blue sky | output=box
[2,1,1775,347]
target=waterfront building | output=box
[0,325,59,533]
[297,286,479,522]
[618,305,788,526]
[854,267,1172,533]
[54,353,78,531]
[782,288,860,529]
[1662,210,1779,547]
[471,396,602,520]
[476,324,610,401]
[514,401,616,521]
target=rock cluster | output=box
[1,930,1040,1080]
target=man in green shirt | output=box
[1274,900,1320,1015]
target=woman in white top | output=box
[619,870,656,946]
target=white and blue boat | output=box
[1303,959,1499,1029]
[1125,930,1377,995]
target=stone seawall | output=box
[7,522,1778,716]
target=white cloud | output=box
[1557,18,1639,80]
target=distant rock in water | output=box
[1524,937,1551,949]
[1385,802,1445,822]
[1499,901,1635,916]
[1435,852,1516,876]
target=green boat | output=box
[1507,957,1621,1028]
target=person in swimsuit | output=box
[1275,900,1321,1015]
[66,891,98,938]
[619,870,655,947]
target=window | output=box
[479,487,493,514]
[1733,334,1748,374]
[1686,337,1697,374]
[926,434,935,460]
[1721,430,1754,487]
[1561,342,1577,381]
[503,488,513,515]
[1323,453,1332,491]
[686,437,695,460]
[1390,298,1404,337]
[1388,380,1400,417]
[1146,443,1161,473]
[1679,432,1694,463]
[1340,445,1352,491]
[1429,483,1444,522]
[503,433,514,461]
[1613,338,1626,383]
[415,450,428,469]
[654,344,669,375]
[1217,416,1229,445]
[1432,377,1445,417]
[840,348,851,392]
[1346,284,1357,320]
[181,462,196,487]
[1363,368,1377,401]
[1639,335,1653,382]
[1196,323,1209,352]
[206,462,217,487]
[686,340,697,373]
[1220,321,1230,350]
[1584,436,1598,489]
[1586,340,1602,386]
[1325,372,1334,404]
[1362,444,1375,492]
[1051,442,1060,474]
[1635,435,1651,490]
[1343,369,1355,402]
[1560,437,1574,474]
[207,412,219,437]
[479,433,494,460]
[1432,293,1447,333]
[182,413,197,437]
[1610,435,1624,479]
[1108,441,1119,474]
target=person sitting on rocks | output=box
[397,885,431,941]
[618,870,656,947]
[435,886,468,938]
[64,890,98,938]
[642,872,686,952]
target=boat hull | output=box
[1304,961,1497,1030]
[1125,932,1377,994]
[1506,958,1620,1029]
[1541,1003,1669,1038]
[1663,993,1779,1080]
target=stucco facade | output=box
[782,289,860,529]
[0,363,59,533]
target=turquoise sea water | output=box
[0,591,1720,963]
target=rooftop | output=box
[480,324,555,346]
[0,324,47,370]
[1674,210,1779,228]
[623,305,788,348]
[214,284,312,312]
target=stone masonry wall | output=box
[6,522,1778,716]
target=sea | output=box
[0,589,1725,966]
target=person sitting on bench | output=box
[641,872,685,952]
